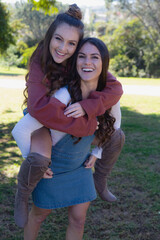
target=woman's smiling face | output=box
[49,23,80,65]
[76,42,102,84]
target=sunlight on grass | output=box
[120,94,160,115]
[2,165,19,178]
[119,77,160,86]
[0,89,24,123]
[0,66,27,75]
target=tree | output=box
[3,1,67,68]
[0,2,14,53]
[104,0,160,43]
[14,2,56,47]
[14,1,67,47]
[103,0,160,77]
[28,0,58,15]
[102,18,155,77]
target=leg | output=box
[14,127,52,228]
[94,128,125,202]
[12,113,44,158]
[66,202,90,240]
[24,203,52,240]
[30,127,52,158]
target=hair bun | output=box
[65,4,82,20]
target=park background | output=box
[0,0,160,239]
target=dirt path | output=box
[1,76,160,96]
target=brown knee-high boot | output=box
[93,128,125,202]
[14,152,51,228]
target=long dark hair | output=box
[23,4,84,106]
[68,37,115,145]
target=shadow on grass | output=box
[0,73,24,77]
[0,108,160,240]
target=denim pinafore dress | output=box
[32,134,97,209]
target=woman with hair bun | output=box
[12,3,123,232]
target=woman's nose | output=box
[59,42,67,51]
[84,57,91,65]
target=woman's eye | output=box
[55,37,61,41]
[92,56,99,59]
[78,55,85,58]
[69,42,76,46]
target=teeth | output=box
[57,51,65,56]
[82,68,93,72]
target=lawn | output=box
[0,77,160,239]
[118,77,160,86]
[0,66,27,76]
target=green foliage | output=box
[94,22,107,37]
[0,45,21,68]
[0,2,15,53]
[28,0,58,15]
[110,54,138,77]
[143,43,160,78]
[101,18,160,77]
[0,1,67,69]
[0,40,36,69]
[105,0,160,43]
[20,45,37,67]
[102,0,160,77]
[102,19,146,76]
[15,2,57,47]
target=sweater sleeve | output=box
[79,71,123,119]
[27,59,97,137]
[110,101,121,129]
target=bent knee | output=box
[33,214,48,224]
[30,206,52,224]
[112,128,125,146]
[31,127,52,158]
[69,215,86,230]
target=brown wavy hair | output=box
[68,37,116,146]
[23,4,84,106]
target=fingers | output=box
[64,103,86,118]
[43,168,53,179]
[65,112,84,118]
[85,161,94,168]
[64,104,78,116]
[96,121,99,130]
[84,155,97,168]
[43,173,52,179]
[65,112,81,118]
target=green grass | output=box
[0,66,27,76]
[0,79,160,239]
[118,77,160,86]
